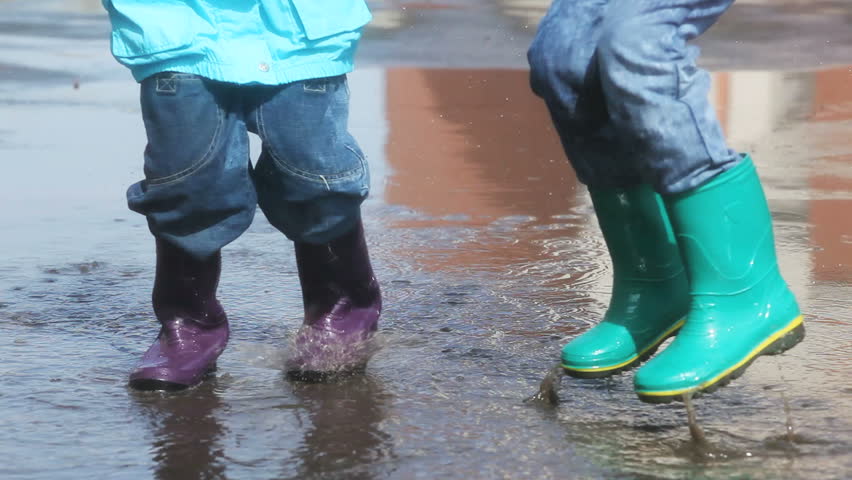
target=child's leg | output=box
[529,0,689,378]
[595,0,739,193]
[246,75,381,378]
[127,72,256,390]
[635,156,803,403]
[560,186,690,378]
[528,0,641,189]
[248,75,368,245]
[591,0,803,401]
[128,73,257,259]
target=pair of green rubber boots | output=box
[562,156,805,403]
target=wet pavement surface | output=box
[1,1,851,479]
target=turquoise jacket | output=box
[103,0,371,84]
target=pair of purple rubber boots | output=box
[129,221,381,390]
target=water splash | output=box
[774,362,798,444]
[285,327,386,383]
[524,364,564,406]
[683,393,708,445]
[676,393,750,462]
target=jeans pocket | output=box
[258,76,366,186]
[269,136,367,187]
[140,74,223,185]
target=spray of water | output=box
[524,364,564,406]
[683,393,708,445]
[285,327,386,382]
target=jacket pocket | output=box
[105,0,206,59]
[290,0,372,40]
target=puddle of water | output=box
[1,3,852,480]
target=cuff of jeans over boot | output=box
[661,152,747,196]
[285,211,363,245]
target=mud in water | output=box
[1,1,851,479]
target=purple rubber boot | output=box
[286,221,382,381]
[129,239,229,391]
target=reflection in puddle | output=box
[131,381,228,480]
[290,374,394,479]
[369,65,852,478]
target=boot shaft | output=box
[663,156,779,296]
[294,220,381,310]
[633,156,803,402]
[153,239,226,326]
[590,184,684,282]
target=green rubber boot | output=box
[561,185,690,378]
[634,156,805,403]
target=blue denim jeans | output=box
[528,0,741,194]
[127,73,369,259]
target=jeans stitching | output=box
[153,72,201,94]
[303,82,327,93]
[675,62,718,165]
[267,142,366,183]
[146,102,224,186]
[257,100,365,184]
[156,77,177,93]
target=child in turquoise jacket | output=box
[104,0,382,390]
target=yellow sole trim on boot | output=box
[562,318,686,375]
[636,315,804,399]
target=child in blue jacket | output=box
[104,0,382,390]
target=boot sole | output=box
[636,316,805,404]
[562,318,685,379]
[128,365,217,392]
